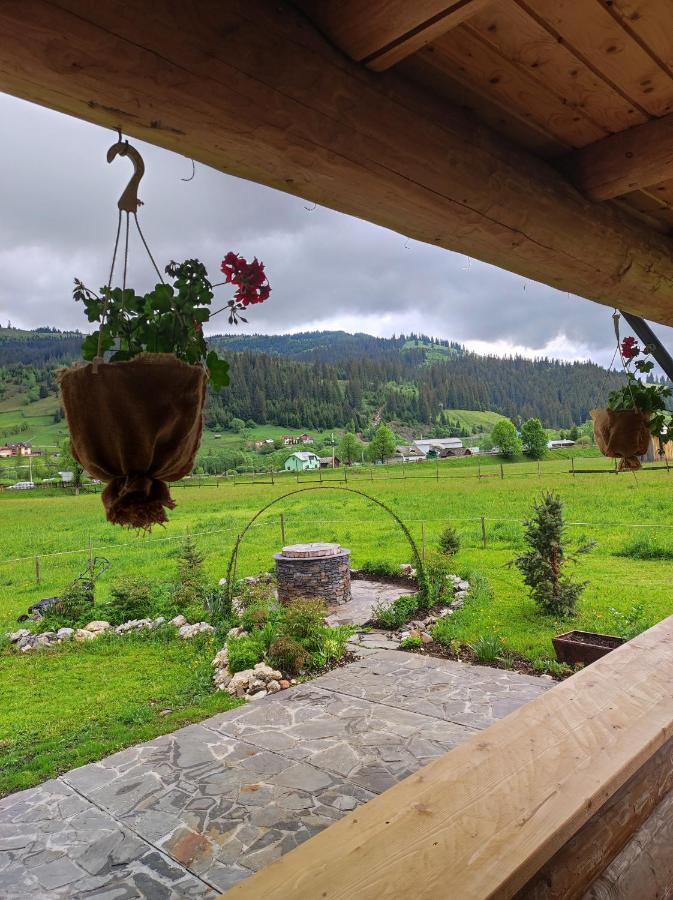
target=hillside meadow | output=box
[2,457,673,794]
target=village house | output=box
[254,438,275,449]
[394,445,425,463]
[299,433,314,444]
[0,442,33,457]
[319,455,341,468]
[284,451,320,472]
[413,437,463,457]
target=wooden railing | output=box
[225,616,673,899]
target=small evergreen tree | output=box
[512,493,593,617]
[174,535,207,609]
[438,525,461,558]
[491,420,521,460]
[521,418,548,460]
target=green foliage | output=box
[491,420,522,460]
[366,423,397,463]
[370,593,422,629]
[438,525,461,558]
[512,492,594,617]
[267,636,308,675]
[227,634,266,673]
[614,535,673,561]
[74,259,235,390]
[279,598,327,652]
[337,431,363,465]
[59,439,84,491]
[521,418,548,460]
[470,634,506,665]
[422,551,453,607]
[307,626,353,670]
[607,340,672,442]
[103,577,154,624]
[609,603,647,640]
[359,560,405,579]
[399,634,422,649]
[38,580,93,629]
[173,535,208,610]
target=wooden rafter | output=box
[2,1,673,324]
[295,0,492,70]
[566,112,673,200]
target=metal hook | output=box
[106,135,145,213]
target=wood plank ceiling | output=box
[300,0,673,235]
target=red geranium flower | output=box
[221,252,271,306]
[621,336,639,360]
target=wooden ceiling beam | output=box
[566,112,673,200]
[2,1,673,324]
[295,0,492,70]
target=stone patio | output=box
[0,650,551,898]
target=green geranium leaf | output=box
[81,330,113,361]
[206,351,229,391]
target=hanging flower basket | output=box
[60,134,270,528]
[60,355,207,528]
[594,334,671,471]
[591,407,650,471]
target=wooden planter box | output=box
[553,630,625,666]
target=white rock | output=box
[226,669,254,697]
[21,644,34,653]
[57,627,75,640]
[84,620,111,634]
[248,690,267,701]
[219,577,227,586]
[540,673,554,681]
[249,677,267,693]
[457,581,470,592]
[74,628,95,641]
[170,615,187,627]
[179,622,215,639]
[212,648,229,668]
[152,617,166,627]
[8,629,31,643]
[269,669,282,681]
[227,626,246,639]
[266,680,281,694]
[214,668,232,687]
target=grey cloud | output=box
[2,92,672,367]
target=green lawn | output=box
[2,459,673,795]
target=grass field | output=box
[2,457,672,795]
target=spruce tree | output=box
[512,493,593,617]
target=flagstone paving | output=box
[0,650,552,898]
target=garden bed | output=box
[397,639,569,680]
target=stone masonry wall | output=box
[275,550,351,606]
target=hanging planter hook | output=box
[106,135,145,213]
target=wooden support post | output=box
[478,460,481,479]
[280,513,286,545]
[370,467,374,481]
[344,466,348,483]
[500,463,504,480]
[421,523,426,561]
[481,516,487,549]
[436,461,439,480]
[571,457,576,478]
[35,555,41,585]
[537,461,541,477]
[88,536,94,570]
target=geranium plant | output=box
[74,252,270,390]
[607,337,672,441]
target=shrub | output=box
[267,636,308,675]
[370,593,421,629]
[614,536,673,561]
[399,635,422,650]
[104,577,154,624]
[307,626,353,670]
[533,658,572,678]
[471,634,506,665]
[358,560,403,579]
[173,535,207,610]
[423,550,453,607]
[39,580,93,629]
[227,634,265,673]
[438,526,461,558]
[511,493,594,618]
[280,598,327,651]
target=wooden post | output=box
[571,457,576,478]
[35,555,41,585]
[478,460,481,479]
[344,466,348,483]
[537,460,541,477]
[88,536,94,570]
[280,513,286,545]
[481,516,487,549]
[500,463,504,480]
[421,523,426,561]
[370,466,374,481]
[436,461,439,480]
[271,470,274,484]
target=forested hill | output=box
[1,326,628,430]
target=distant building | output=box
[394,445,426,462]
[0,442,33,457]
[319,455,341,468]
[547,439,576,449]
[413,438,462,458]
[284,451,320,472]
[299,433,314,444]
[282,435,299,446]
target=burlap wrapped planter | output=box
[591,407,650,471]
[59,354,207,528]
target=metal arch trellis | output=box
[221,485,426,613]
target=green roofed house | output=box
[284,451,320,472]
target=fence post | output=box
[344,467,348,483]
[478,460,481,479]
[537,461,541,477]
[480,516,487,549]
[370,467,373,481]
[500,463,504,480]
[88,536,94,570]
[35,555,41,585]
[280,513,286,545]
[571,457,575,477]
[271,470,274,484]
[421,523,426,561]
[436,461,439,480]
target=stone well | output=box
[274,542,351,606]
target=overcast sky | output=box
[2,91,669,368]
